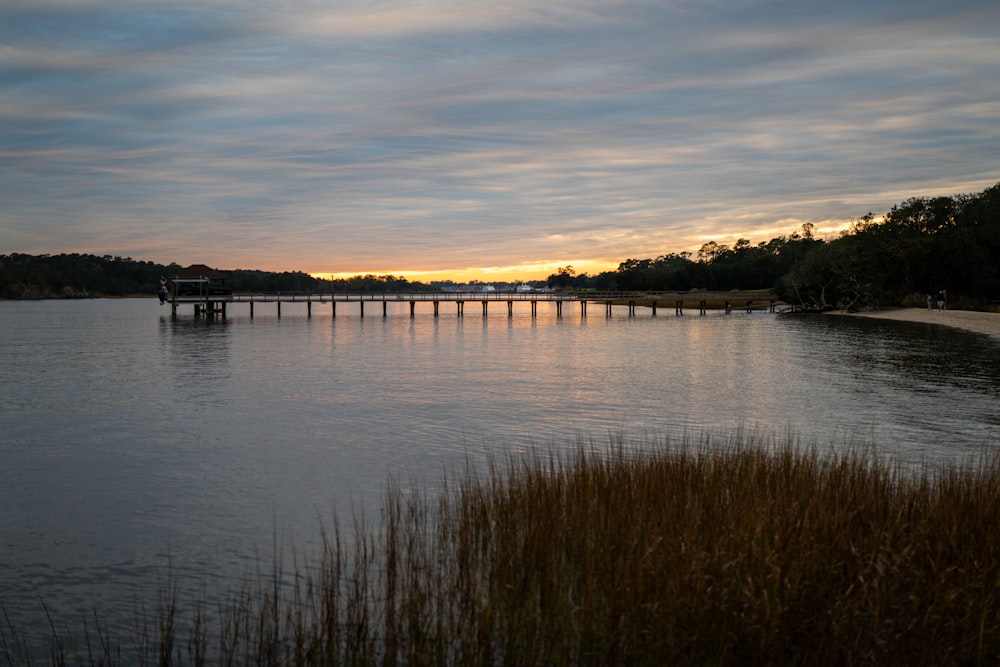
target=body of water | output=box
[2,297,999,648]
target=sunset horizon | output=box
[3,1,996,281]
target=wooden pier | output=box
[170,291,779,319]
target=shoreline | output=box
[826,307,1000,337]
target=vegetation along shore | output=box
[3,436,1000,666]
[3,181,999,312]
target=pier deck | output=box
[170,291,779,319]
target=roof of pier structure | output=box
[176,264,227,279]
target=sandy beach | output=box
[828,307,1000,337]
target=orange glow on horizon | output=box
[309,260,619,284]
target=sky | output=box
[2,1,999,282]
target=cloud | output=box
[1,0,998,276]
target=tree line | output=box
[0,253,181,299]
[4,181,998,308]
[780,183,1000,310]
[0,255,434,298]
[546,181,1000,310]
[545,226,819,293]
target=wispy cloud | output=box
[2,0,998,278]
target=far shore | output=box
[827,307,1000,337]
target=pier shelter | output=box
[169,264,233,318]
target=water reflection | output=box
[787,315,1000,396]
[2,300,1000,658]
[778,315,1000,462]
[158,316,233,406]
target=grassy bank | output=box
[5,437,1000,665]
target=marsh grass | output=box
[4,435,1000,665]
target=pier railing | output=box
[172,290,780,319]
[228,290,778,303]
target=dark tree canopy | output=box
[0,255,434,298]
[779,183,1000,310]
[547,229,819,294]
[0,253,180,299]
[5,182,999,309]
[544,182,1000,311]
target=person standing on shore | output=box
[937,290,946,310]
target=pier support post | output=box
[307,300,312,318]
[556,300,563,318]
[359,301,364,318]
[651,300,657,316]
[457,301,464,317]
[433,301,439,317]
[628,300,636,316]
[605,301,612,317]
[277,300,281,318]
[531,301,537,318]
[482,300,488,317]
[250,300,254,318]
[331,300,336,318]
[507,300,513,317]
[580,300,587,317]
[383,301,387,317]
[410,301,416,318]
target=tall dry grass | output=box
[4,435,1000,665]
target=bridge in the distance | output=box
[171,290,780,319]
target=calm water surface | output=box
[2,298,999,644]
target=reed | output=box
[4,435,1000,665]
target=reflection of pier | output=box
[174,291,779,319]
